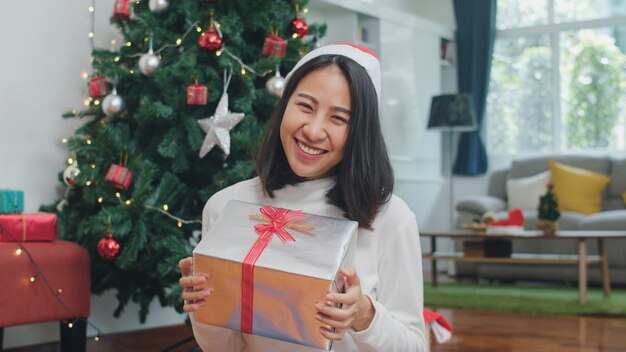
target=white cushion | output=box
[506,171,551,211]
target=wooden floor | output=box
[6,308,626,352]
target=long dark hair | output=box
[256,55,394,229]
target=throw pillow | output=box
[548,160,611,215]
[506,171,551,211]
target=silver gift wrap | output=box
[193,200,357,350]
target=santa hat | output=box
[285,42,382,103]
[424,309,453,343]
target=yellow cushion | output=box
[548,160,611,215]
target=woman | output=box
[179,43,426,351]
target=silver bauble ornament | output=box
[102,88,125,116]
[139,49,161,76]
[149,0,169,13]
[266,71,285,97]
[63,163,81,187]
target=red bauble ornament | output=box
[198,27,222,52]
[97,233,120,261]
[290,16,308,38]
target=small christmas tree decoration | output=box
[112,0,131,20]
[262,33,287,58]
[97,233,120,261]
[89,76,109,97]
[289,3,308,39]
[198,71,245,158]
[187,81,208,105]
[537,182,560,236]
[148,0,169,13]
[63,162,81,187]
[198,14,222,52]
[266,69,285,97]
[105,163,133,190]
[138,41,161,76]
[102,87,125,116]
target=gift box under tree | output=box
[193,200,357,350]
[0,190,24,214]
[0,213,57,242]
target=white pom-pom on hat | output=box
[285,42,381,103]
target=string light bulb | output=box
[86,181,92,186]
[94,100,100,106]
[57,288,63,294]
[125,200,131,205]
[216,50,222,56]
[83,99,90,106]
[130,69,135,74]
[15,248,22,255]
[196,26,202,32]
[241,67,246,75]
[114,56,120,62]
[97,196,103,203]
[177,221,183,228]
[163,204,169,211]
[292,33,299,39]
[67,158,74,165]
[126,41,132,47]
[68,322,74,329]
[115,192,121,198]
[86,139,92,144]
[81,72,89,79]
[111,39,117,45]
[62,138,68,144]
[30,276,36,283]
[88,6,95,12]
[303,7,309,14]
[88,32,94,38]
[94,336,100,342]
[176,38,182,45]
[91,164,96,169]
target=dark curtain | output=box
[452,0,497,175]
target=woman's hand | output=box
[315,268,375,340]
[178,257,212,313]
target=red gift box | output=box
[113,0,131,20]
[187,83,208,105]
[261,35,287,58]
[105,164,133,190]
[0,213,57,242]
[89,76,109,97]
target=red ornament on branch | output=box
[89,76,109,98]
[262,33,287,58]
[97,233,120,261]
[112,0,131,20]
[187,81,208,105]
[289,3,308,39]
[199,15,222,52]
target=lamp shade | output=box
[427,93,477,131]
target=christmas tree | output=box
[43,0,324,322]
[537,182,560,235]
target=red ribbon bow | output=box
[241,205,307,334]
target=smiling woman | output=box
[179,43,427,351]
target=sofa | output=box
[455,155,626,285]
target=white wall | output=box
[1,0,455,348]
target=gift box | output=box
[261,35,287,58]
[112,0,131,20]
[0,190,23,214]
[105,163,133,190]
[193,200,357,350]
[0,213,57,242]
[89,76,109,97]
[187,83,208,105]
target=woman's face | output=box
[280,65,352,180]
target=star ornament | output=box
[197,93,245,158]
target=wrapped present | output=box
[105,163,133,190]
[193,200,357,350]
[0,213,57,242]
[261,34,287,58]
[0,190,23,214]
[89,76,109,97]
[187,83,208,105]
[112,0,131,20]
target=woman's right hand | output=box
[179,257,212,313]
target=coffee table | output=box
[421,230,626,304]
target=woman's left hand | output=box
[315,267,375,340]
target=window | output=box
[486,0,626,155]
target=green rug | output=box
[424,282,626,316]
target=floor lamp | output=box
[427,94,477,230]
